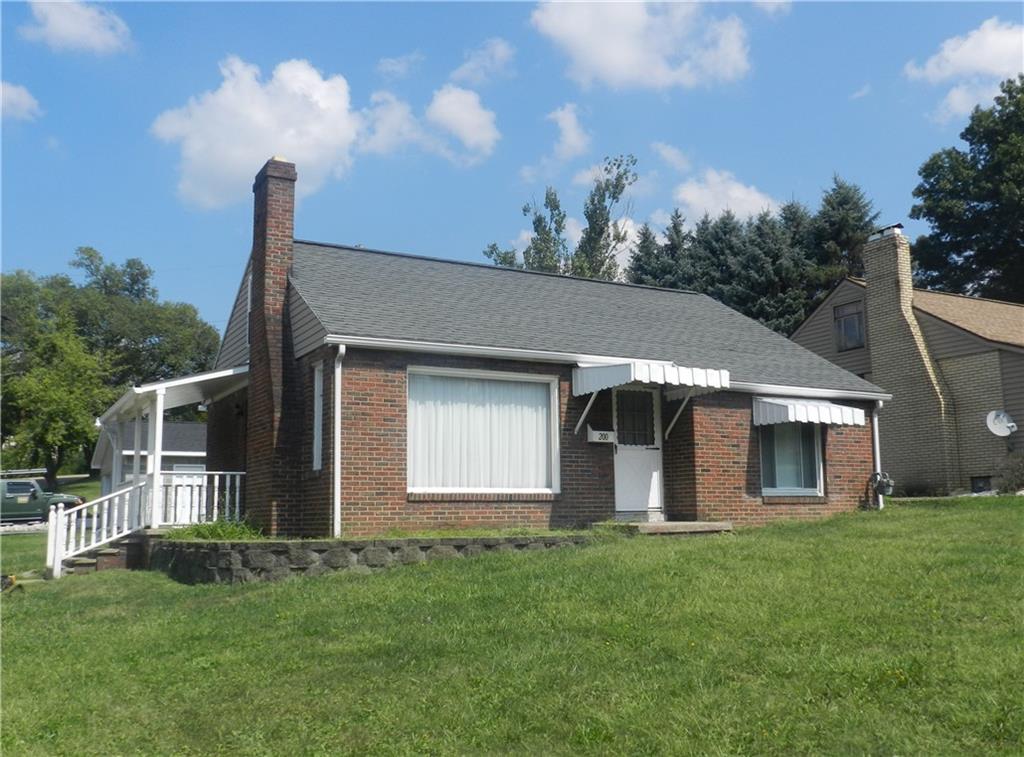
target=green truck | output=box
[1,480,84,523]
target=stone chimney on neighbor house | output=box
[246,157,298,534]
[862,224,961,493]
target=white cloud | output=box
[849,83,872,100]
[547,103,590,161]
[651,141,690,173]
[905,17,1023,122]
[425,84,500,160]
[532,3,749,90]
[376,51,424,80]
[905,18,1022,83]
[572,163,604,187]
[2,81,43,121]
[361,91,431,155]
[151,57,362,209]
[674,168,777,220]
[934,81,1003,122]
[753,1,791,16]
[565,217,585,248]
[451,37,515,85]
[20,0,130,54]
[649,208,673,228]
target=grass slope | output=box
[2,497,1022,755]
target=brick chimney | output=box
[862,224,960,493]
[246,157,297,534]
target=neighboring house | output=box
[97,158,890,539]
[791,225,1024,495]
[91,420,206,495]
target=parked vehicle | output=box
[0,480,84,522]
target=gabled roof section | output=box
[290,240,885,395]
[846,277,1024,349]
[214,260,251,369]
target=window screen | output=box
[616,390,655,446]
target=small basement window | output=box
[760,423,823,497]
[834,301,865,351]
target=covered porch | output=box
[47,367,249,578]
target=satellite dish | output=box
[986,410,1018,437]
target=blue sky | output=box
[3,2,1022,333]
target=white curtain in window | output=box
[408,373,551,489]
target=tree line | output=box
[485,75,1024,331]
[1,249,219,487]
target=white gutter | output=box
[332,345,345,538]
[323,333,892,403]
[872,400,885,510]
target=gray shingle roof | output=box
[291,241,886,395]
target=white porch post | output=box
[109,425,123,489]
[148,389,165,527]
[132,411,143,524]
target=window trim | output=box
[833,300,865,352]
[406,365,561,495]
[760,423,824,498]
[312,361,324,471]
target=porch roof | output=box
[572,361,730,397]
[752,396,866,426]
[100,366,249,424]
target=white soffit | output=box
[572,361,730,397]
[753,396,865,426]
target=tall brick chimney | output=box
[246,157,297,534]
[862,224,960,493]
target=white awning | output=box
[572,361,730,397]
[753,396,865,426]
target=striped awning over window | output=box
[572,361,730,397]
[753,396,865,426]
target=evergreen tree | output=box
[627,224,664,286]
[812,175,879,281]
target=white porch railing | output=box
[158,471,245,526]
[46,471,245,579]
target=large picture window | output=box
[407,368,560,492]
[760,423,823,496]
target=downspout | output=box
[872,400,884,510]
[332,345,346,538]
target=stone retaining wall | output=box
[148,534,590,584]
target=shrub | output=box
[996,452,1024,494]
[165,519,264,541]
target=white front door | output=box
[613,387,664,520]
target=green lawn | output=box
[2,497,1022,755]
[0,533,47,576]
[56,475,101,502]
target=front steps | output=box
[59,534,150,576]
[635,521,733,536]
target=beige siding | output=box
[790,280,871,376]
[214,261,251,369]
[917,311,993,360]
[290,284,328,358]
[938,351,1007,489]
[1001,350,1024,429]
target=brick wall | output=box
[338,349,615,537]
[206,388,247,472]
[862,230,960,494]
[673,392,874,524]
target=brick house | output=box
[96,158,891,539]
[791,225,1024,495]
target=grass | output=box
[2,496,1022,755]
[55,475,101,502]
[0,533,47,575]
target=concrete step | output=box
[636,521,733,536]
